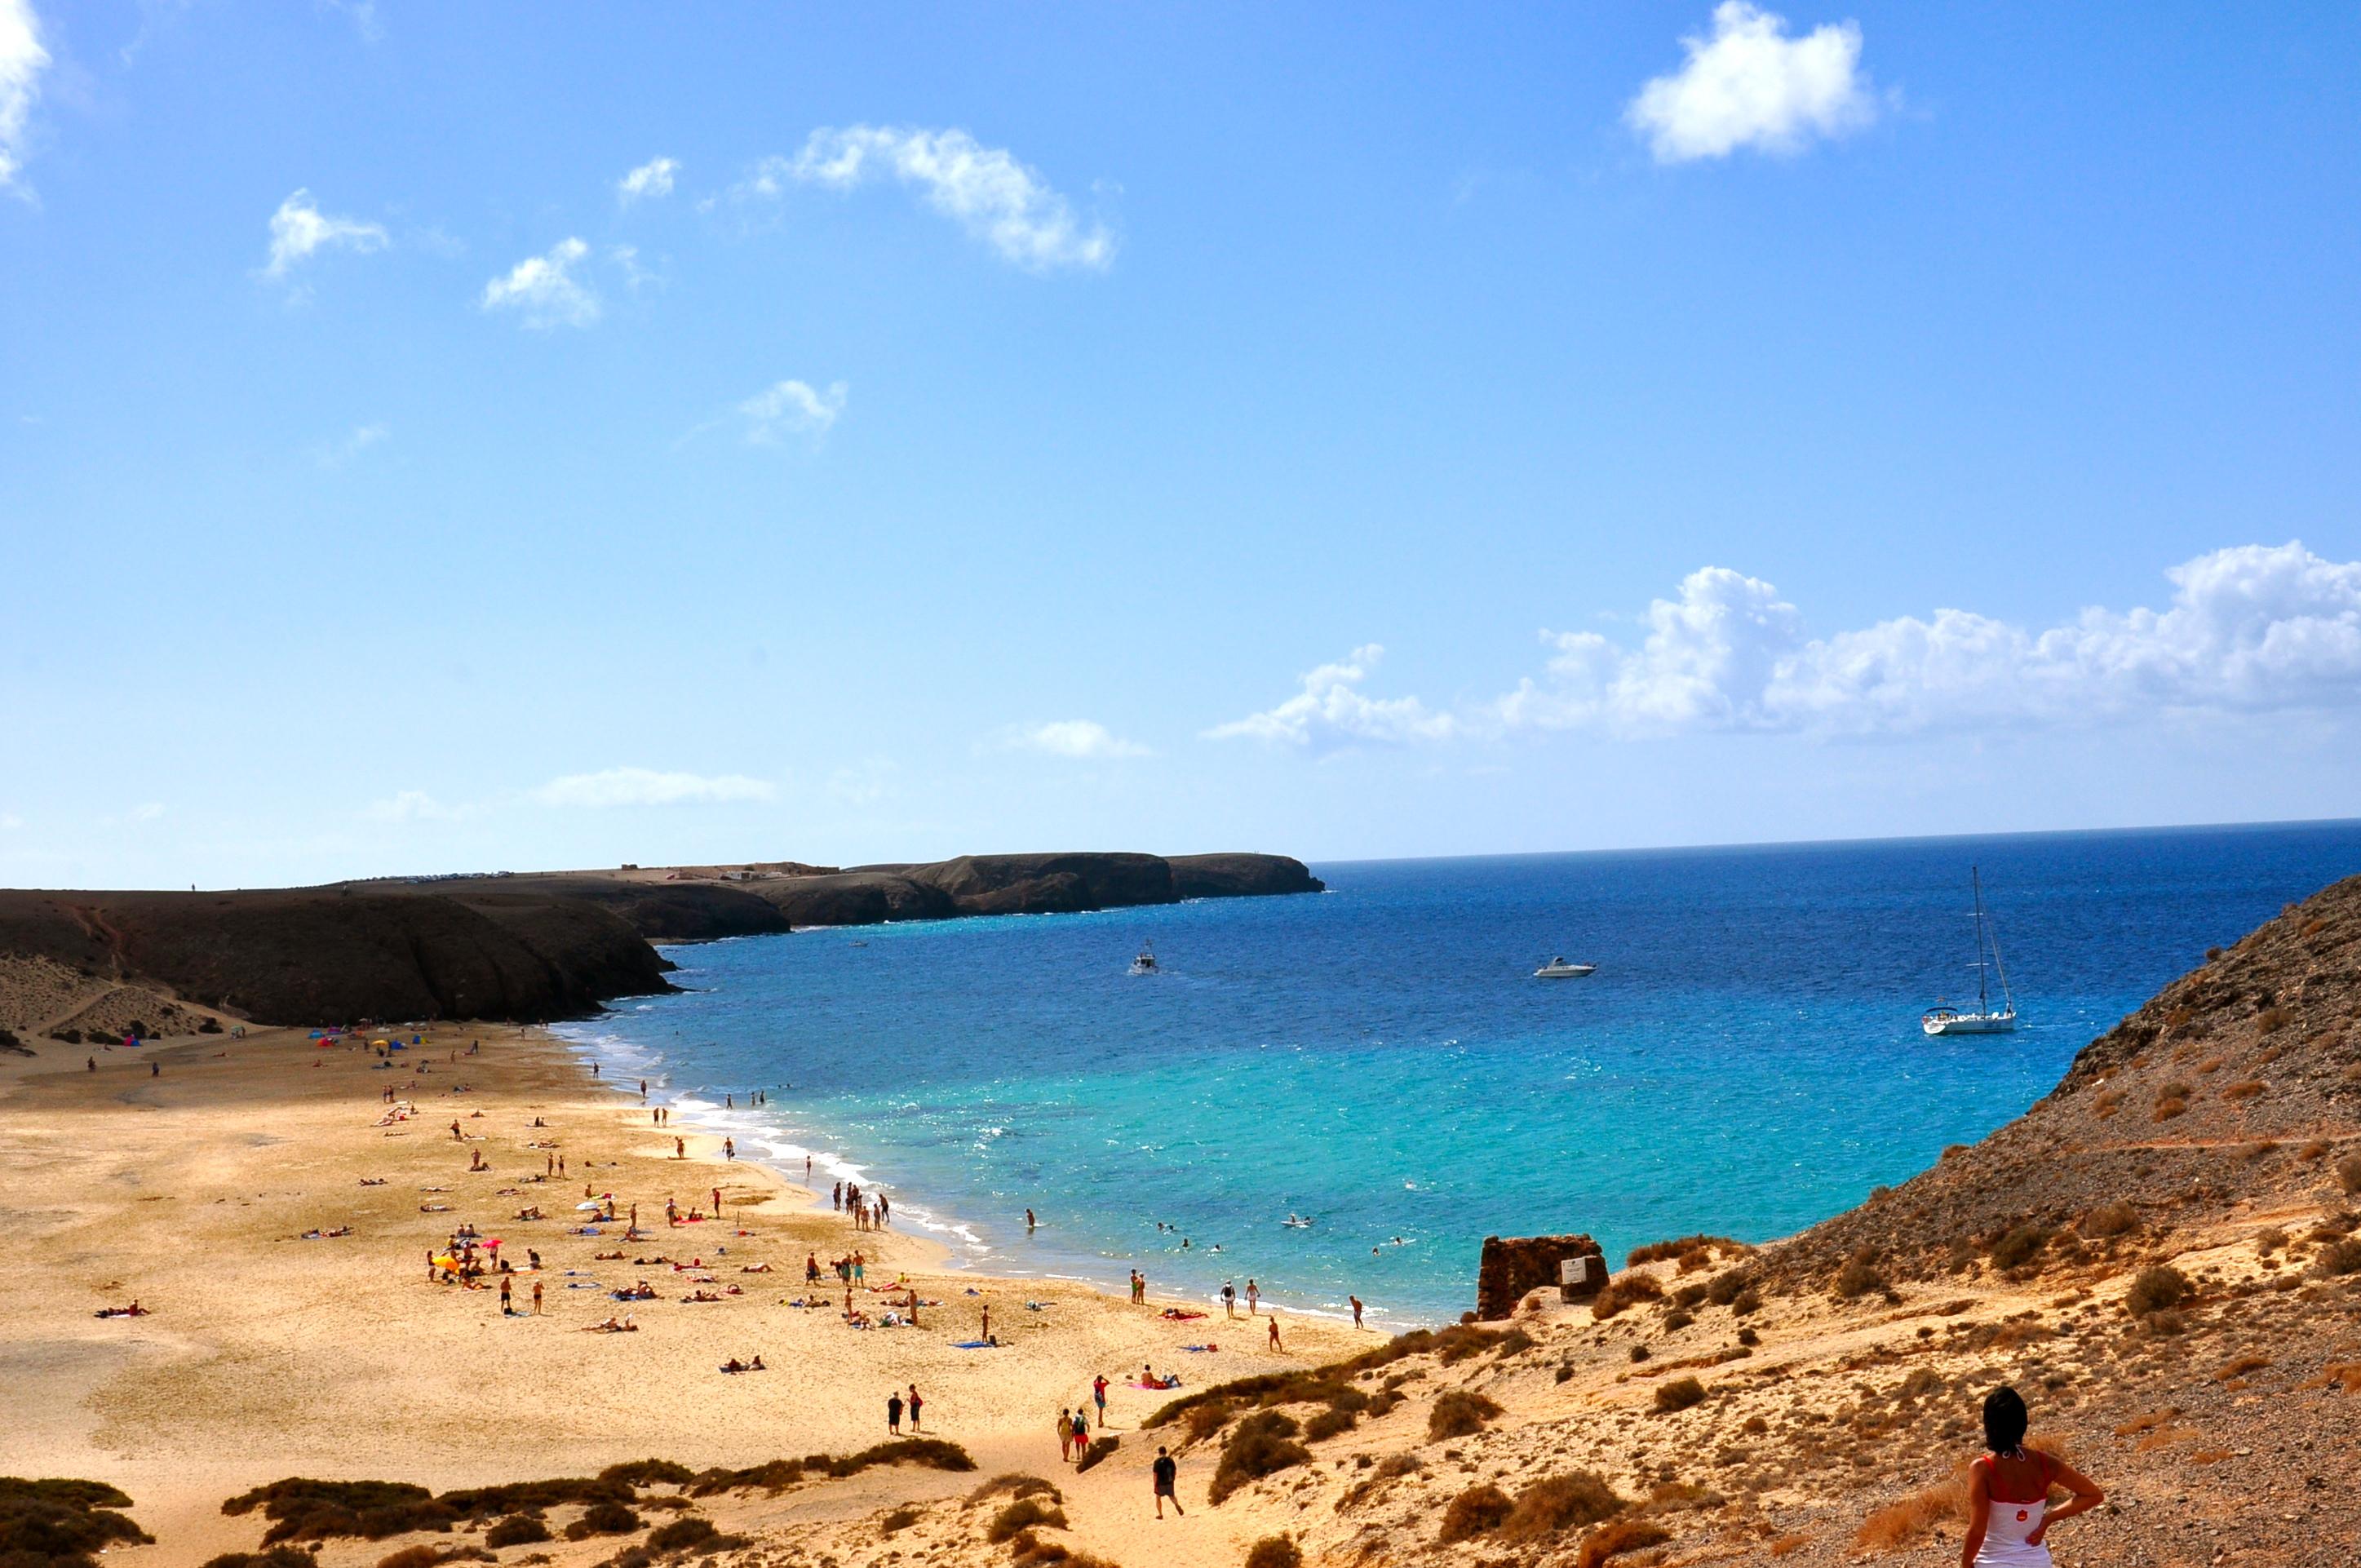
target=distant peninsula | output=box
[0,852,1322,1030]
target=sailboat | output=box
[1922,867,2018,1035]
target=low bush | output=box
[1653,1376,1707,1414]
[879,1506,919,1536]
[1832,1258,1885,1300]
[986,1497,1067,1544]
[1207,1412,1309,1504]
[1243,1536,1301,1568]
[2126,1265,2190,1317]
[2080,1202,2139,1238]
[965,1475,1061,1506]
[1303,1406,1355,1442]
[220,1481,455,1546]
[2313,1238,2361,1278]
[1590,1273,1665,1320]
[199,1551,316,1568]
[1499,1472,1623,1541]
[1426,1389,1503,1440]
[642,1518,715,1554]
[1626,1235,1737,1267]
[1575,1517,1670,1568]
[686,1439,974,1498]
[1,1478,154,1568]
[1704,1268,1752,1306]
[597,1463,693,1490]
[2337,1155,2361,1197]
[1988,1225,2049,1271]
[482,1517,550,1548]
[2224,1079,2265,1101]
[1435,1484,1512,1544]
[564,1502,640,1541]
[1854,1464,1969,1553]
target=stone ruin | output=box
[1475,1232,1605,1320]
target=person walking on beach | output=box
[1069,1407,1089,1462]
[886,1390,904,1435]
[1152,1446,1182,1518]
[1267,1315,1282,1352]
[724,1138,735,1162]
[1960,1387,2102,1567]
[1093,1374,1109,1428]
[1246,1278,1259,1315]
[907,1384,924,1431]
[1056,1409,1074,1463]
[1221,1280,1236,1318]
[1349,1294,1364,1328]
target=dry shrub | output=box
[2337,1155,2361,1197]
[1574,1516,1670,1568]
[2153,1096,2189,1123]
[2,1480,154,1568]
[2111,1409,2178,1437]
[1741,1415,1769,1435]
[2080,1201,2138,1238]
[564,1502,640,1542]
[965,1475,1061,1507]
[2134,1425,2199,1454]
[2198,1055,2225,1074]
[879,1507,919,1536]
[641,1517,716,1554]
[2217,1354,2270,1380]
[1302,1406,1354,1442]
[1704,1268,1752,1306]
[2126,1265,2189,1317]
[1180,1399,1233,1443]
[1435,1485,1513,1544]
[1591,1272,1665,1320]
[1832,1257,1885,1300]
[1854,1463,1968,1554]
[375,1549,445,1568]
[986,1497,1067,1544]
[1243,1535,1301,1568]
[200,1552,316,1568]
[2223,1079,2265,1101]
[1208,1411,1309,1504]
[1653,1376,1706,1414]
[2257,1005,2291,1033]
[1498,1472,1623,1541]
[1427,1389,1503,1440]
[2297,1141,2329,1161]
[1003,1530,1118,1568]
[1770,1534,1810,1557]
[2299,1363,2361,1393]
[1988,1225,2049,1271]
[1625,1235,1737,1267]
[482,1517,549,1548]
[2313,1238,2361,1278]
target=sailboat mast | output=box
[1972,866,1990,1013]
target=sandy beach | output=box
[0,1020,1362,1568]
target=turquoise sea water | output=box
[558,822,2361,1327]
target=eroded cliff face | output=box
[0,888,673,1025]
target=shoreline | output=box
[551,1021,1382,1330]
[0,1013,1369,1566]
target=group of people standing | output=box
[833,1180,890,1230]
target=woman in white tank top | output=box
[1961,1387,2103,1568]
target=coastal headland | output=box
[3,873,2358,1567]
[0,851,1322,1028]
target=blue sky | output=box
[3,2,2358,888]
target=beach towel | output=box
[1158,1309,1207,1320]
[950,1340,997,1349]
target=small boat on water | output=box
[1128,941,1159,977]
[1282,1213,1313,1229]
[1923,867,2018,1035]
[1534,957,1596,979]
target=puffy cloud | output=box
[481,237,600,327]
[1628,2,1876,163]
[363,789,454,823]
[1497,543,2361,736]
[1207,644,1459,748]
[738,378,846,443]
[1008,720,1151,760]
[0,0,46,191]
[532,768,775,808]
[264,189,389,278]
[769,126,1114,272]
[617,155,678,205]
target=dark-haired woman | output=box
[1962,1388,2102,1567]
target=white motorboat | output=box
[1128,941,1159,977]
[1534,957,1597,979]
[1923,867,2018,1035]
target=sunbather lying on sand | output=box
[584,1315,639,1332]
[94,1301,148,1318]
[681,1289,724,1303]
[719,1355,767,1373]
[592,1250,625,1260]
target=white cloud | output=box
[609,243,654,290]
[0,812,23,831]
[1495,543,2361,736]
[363,789,452,823]
[317,422,388,469]
[738,379,846,443]
[1008,720,1151,760]
[0,0,47,192]
[264,189,389,279]
[1628,2,1876,163]
[617,156,678,205]
[531,768,775,808]
[129,801,165,822]
[1207,644,1459,748]
[771,126,1114,272]
[481,237,600,328]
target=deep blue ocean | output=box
[557,822,2361,1327]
